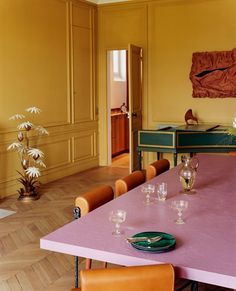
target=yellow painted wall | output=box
[0,0,98,198]
[98,0,236,166]
[148,0,236,127]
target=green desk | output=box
[137,125,236,168]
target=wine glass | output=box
[157,182,167,201]
[141,184,155,205]
[109,210,126,236]
[171,200,188,224]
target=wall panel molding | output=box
[0,0,72,130]
[1,123,99,198]
[71,2,96,124]
[0,0,99,198]
[73,130,97,162]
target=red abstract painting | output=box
[189,48,236,97]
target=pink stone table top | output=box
[41,154,236,289]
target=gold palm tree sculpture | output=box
[7,106,49,201]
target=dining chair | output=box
[75,185,114,218]
[71,263,175,291]
[73,185,114,287]
[115,170,145,197]
[146,158,170,181]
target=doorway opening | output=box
[107,49,129,169]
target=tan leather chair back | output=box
[146,159,170,181]
[75,185,114,216]
[80,264,175,291]
[74,185,114,270]
[115,170,145,197]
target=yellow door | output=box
[128,44,143,172]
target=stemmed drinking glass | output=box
[171,200,188,224]
[141,184,155,205]
[109,209,126,236]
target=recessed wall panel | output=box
[72,3,91,28]
[73,26,93,122]
[41,139,71,170]
[0,0,70,129]
[74,132,96,161]
[0,149,21,182]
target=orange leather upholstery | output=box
[75,185,114,216]
[78,264,174,291]
[115,170,145,197]
[75,185,114,269]
[146,159,170,181]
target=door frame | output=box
[106,51,112,166]
[128,44,143,172]
[99,44,146,169]
[106,48,129,166]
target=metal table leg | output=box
[73,207,81,288]
[176,280,199,291]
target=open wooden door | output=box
[128,44,143,172]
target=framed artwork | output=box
[189,48,236,98]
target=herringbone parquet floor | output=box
[0,154,232,291]
[0,154,129,291]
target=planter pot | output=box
[18,190,40,202]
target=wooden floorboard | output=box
[0,154,231,290]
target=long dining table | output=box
[40,154,236,289]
